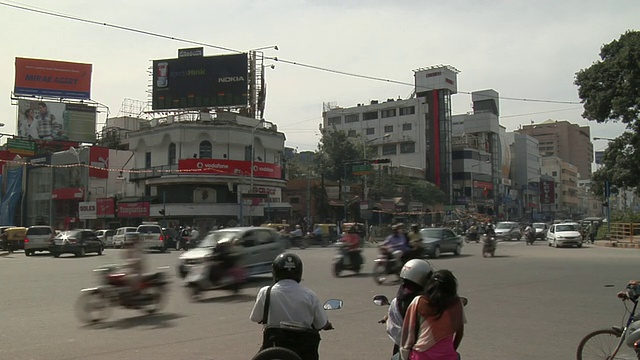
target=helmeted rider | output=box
[382,224,410,265]
[341,225,363,266]
[384,259,434,356]
[122,233,146,300]
[250,252,333,360]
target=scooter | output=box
[525,231,535,245]
[372,246,403,285]
[332,241,364,277]
[75,264,169,324]
[482,235,497,257]
[252,299,342,360]
[184,258,246,301]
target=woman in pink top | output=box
[400,269,465,360]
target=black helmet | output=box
[272,252,303,283]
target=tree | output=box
[315,126,362,181]
[575,30,640,192]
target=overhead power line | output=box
[0,1,581,106]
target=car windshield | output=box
[55,230,82,238]
[27,227,52,235]
[420,229,441,238]
[137,226,160,234]
[557,224,579,232]
[198,230,242,247]
[496,223,515,230]
[533,224,546,229]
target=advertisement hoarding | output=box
[17,100,96,143]
[117,202,150,218]
[540,180,555,204]
[7,138,37,156]
[79,201,97,220]
[178,159,282,179]
[89,146,109,179]
[14,57,92,99]
[152,53,248,110]
[96,198,115,218]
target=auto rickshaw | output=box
[1,226,27,252]
[311,223,338,247]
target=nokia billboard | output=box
[152,53,248,110]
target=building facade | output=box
[542,156,579,218]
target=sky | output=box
[0,0,638,153]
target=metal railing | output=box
[129,164,179,181]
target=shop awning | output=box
[118,196,157,203]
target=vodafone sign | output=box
[179,159,282,179]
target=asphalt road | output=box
[0,240,638,360]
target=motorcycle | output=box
[482,235,497,257]
[332,241,364,277]
[372,246,403,285]
[464,230,479,244]
[252,299,342,360]
[75,264,169,324]
[285,234,309,249]
[184,256,246,301]
[525,230,535,245]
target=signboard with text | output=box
[540,180,555,204]
[17,99,97,143]
[178,159,282,179]
[117,202,150,218]
[79,201,97,220]
[14,57,92,99]
[96,198,115,218]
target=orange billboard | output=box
[14,57,92,99]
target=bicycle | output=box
[576,290,640,359]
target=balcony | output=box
[130,165,179,181]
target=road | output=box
[0,240,638,360]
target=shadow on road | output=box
[197,293,257,303]
[88,312,185,330]
[427,254,474,260]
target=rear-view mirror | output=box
[323,299,343,310]
[373,294,390,306]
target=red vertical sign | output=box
[90,146,109,178]
[539,180,555,204]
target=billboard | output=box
[152,53,248,110]
[79,201,97,220]
[540,180,555,204]
[17,100,96,143]
[14,57,92,99]
[178,159,282,179]
[89,146,109,179]
[117,202,150,218]
[96,198,115,218]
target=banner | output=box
[540,180,555,204]
[52,187,84,200]
[117,202,150,218]
[178,159,282,179]
[16,100,96,143]
[96,198,115,218]
[89,146,109,178]
[78,201,97,220]
[14,57,92,99]
[0,168,23,226]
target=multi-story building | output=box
[518,120,594,180]
[542,156,579,218]
[509,132,541,220]
[322,65,459,204]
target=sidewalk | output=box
[595,239,640,249]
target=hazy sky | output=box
[1,0,637,152]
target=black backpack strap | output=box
[262,285,273,325]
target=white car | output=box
[95,229,115,247]
[112,227,137,248]
[547,222,583,248]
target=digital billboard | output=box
[14,57,92,99]
[17,100,96,143]
[152,53,248,110]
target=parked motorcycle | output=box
[184,257,246,301]
[372,246,403,285]
[252,299,342,360]
[332,241,364,277]
[75,264,169,324]
[482,235,497,257]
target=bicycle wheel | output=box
[576,328,637,359]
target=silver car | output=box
[95,229,115,247]
[112,227,137,248]
[494,222,522,241]
[24,226,56,256]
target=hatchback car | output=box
[95,229,115,247]
[419,227,464,258]
[177,227,286,278]
[112,227,138,248]
[24,226,56,256]
[532,223,550,240]
[136,223,167,252]
[494,222,522,241]
[50,229,105,257]
[547,222,583,248]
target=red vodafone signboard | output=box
[178,159,282,179]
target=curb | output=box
[596,241,640,249]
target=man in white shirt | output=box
[250,252,333,360]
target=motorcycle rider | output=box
[122,233,146,301]
[524,223,535,244]
[289,225,304,246]
[406,224,424,260]
[382,224,411,265]
[341,225,363,267]
[250,252,333,360]
[383,259,434,357]
[208,237,242,285]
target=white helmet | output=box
[400,259,434,288]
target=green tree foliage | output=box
[395,176,447,205]
[315,126,363,181]
[575,30,640,193]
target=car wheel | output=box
[454,244,462,256]
[432,246,441,259]
[53,252,60,258]
[97,247,103,255]
[25,250,31,256]
[77,247,86,257]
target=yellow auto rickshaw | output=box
[1,226,27,252]
[260,223,291,234]
[311,223,338,247]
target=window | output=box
[402,123,412,131]
[145,152,151,168]
[400,142,415,154]
[366,128,375,135]
[363,111,378,121]
[345,114,359,123]
[384,125,393,133]
[381,109,396,118]
[399,106,415,116]
[199,141,212,159]
[552,171,558,176]
[328,116,341,125]
[348,130,356,136]
[289,197,300,204]
[168,143,176,165]
[382,144,397,155]
[245,145,252,161]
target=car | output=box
[24,225,56,256]
[494,222,522,241]
[532,223,550,240]
[419,227,464,258]
[547,222,583,248]
[112,227,137,248]
[95,229,115,247]
[136,223,167,252]
[177,227,286,278]
[50,229,105,257]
